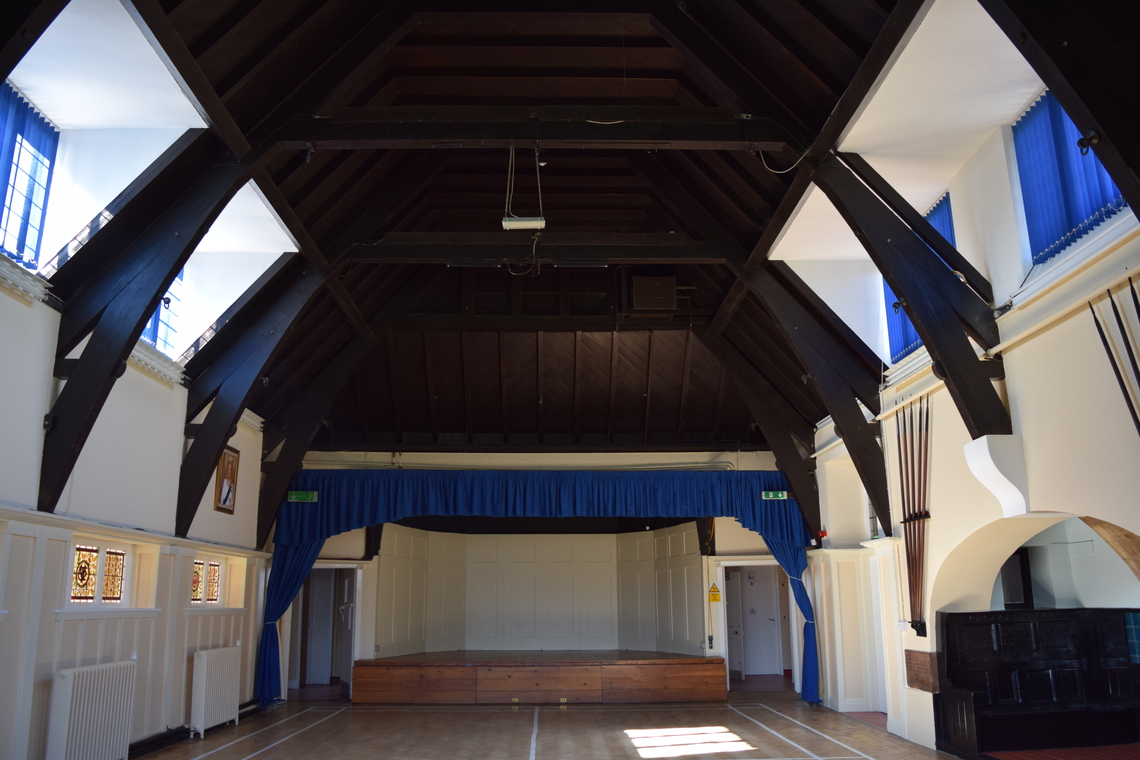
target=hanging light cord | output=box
[535,146,543,220]
[504,145,518,219]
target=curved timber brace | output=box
[809,153,1011,439]
[695,328,821,536]
[256,266,446,548]
[748,265,892,537]
[174,264,325,537]
[39,132,250,513]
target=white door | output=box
[725,570,744,679]
[742,566,782,676]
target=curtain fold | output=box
[258,469,820,705]
[0,83,59,268]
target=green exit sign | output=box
[761,490,788,500]
[287,491,318,502]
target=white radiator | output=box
[46,660,137,760]
[190,646,241,739]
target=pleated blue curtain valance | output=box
[255,469,821,705]
[1013,91,1127,265]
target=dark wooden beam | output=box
[244,6,418,142]
[280,108,787,153]
[175,266,324,536]
[391,314,702,332]
[327,277,374,338]
[607,332,620,443]
[40,137,247,513]
[256,266,444,546]
[499,332,510,440]
[424,332,438,444]
[977,0,1140,212]
[574,331,583,442]
[748,268,891,535]
[707,280,749,340]
[374,232,696,247]
[697,328,820,535]
[461,332,472,444]
[348,242,729,266]
[748,266,882,414]
[809,157,1011,439]
[536,332,545,443]
[124,0,252,158]
[646,0,810,143]
[251,169,328,270]
[678,329,693,438]
[643,331,655,444]
[839,152,993,303]
[385,331,403,445]
[1,0,70,81]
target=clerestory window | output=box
[0,82,58,270]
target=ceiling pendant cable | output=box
[502,145,545,230]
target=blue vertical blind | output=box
[1013,91,1127,264]
[883,194,955,363]
[0,83,59,270]
[140,268,183,354]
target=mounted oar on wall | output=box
[1089,280,1140,439]
[897,396,931,637]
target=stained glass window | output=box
[102,549,126,603]
[191,560,205,603]
[206,562,221,603]
[71,545,99,602]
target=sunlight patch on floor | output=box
[625,726,753,758]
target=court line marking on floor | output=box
[529,707,540,760]
[749,704,877,760]
[239,707,348,760]
[187,707,319,758]
[729,701,820,760]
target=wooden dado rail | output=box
[353,653,727,704]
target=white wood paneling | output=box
[463,535,617,650]
[373,524,428,658]
[655,523,705,655]
[617,532,656,650]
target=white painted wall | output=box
[0,272,57,511]
[713,517,769,555]
[0,514,266,760]
[39,128,189,261]
[466,533,617,650]
[617,530,657,650]
[54,350,186,534]
[1022,519,1140,609]
[425,531,466,651]
[785,259,889,362]
[320,528,366,560]
[187,412,263,550]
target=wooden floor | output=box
[354,650,727,705]
[141,691,957,760]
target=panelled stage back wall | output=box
[258,469,816,703]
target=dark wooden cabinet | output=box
[936,609,1139,755]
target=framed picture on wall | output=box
[214,446,239,514]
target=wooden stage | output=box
[353,650,727,705]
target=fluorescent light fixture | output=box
[502,216,545,230]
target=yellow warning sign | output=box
[708,583,721,602]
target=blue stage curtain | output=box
[254,539,324,705]
[258,469,820,704]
